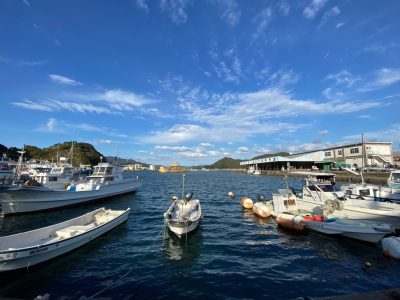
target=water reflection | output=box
[163,228,203,262]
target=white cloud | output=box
[209,45,243,83]
[269,69,300,86]
[343,124,400,145]
[218,0,241,27]
[200,143,213,147]
[336,22,344,28]
[371,68,400,87]
[277,0,290,16]
[252,7,273,42]
[136,0,149,12]
[49,74,83,86]
[254,147,271,154]
[363,43,398,53]
[319,6,340,28]
[325,70,360,87]
[98,139,113,144]
[276,142,332,153]
[155,145,192,151]
[35,118,127,138]
[303,0,328,19]
[137,86,380,145]
[22,0,30,7]
[318,130,328,135]
[160,0,190,24]
[236,146,249,154]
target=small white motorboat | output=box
[164,192,202,239]
[382,236,400,259]
[303,218,394,243]
[0,207,130,272]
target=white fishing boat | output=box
[164,193,202,238]
[388,170,400,191]
[303,218,393,243]
[32,165,74,190]
[0,207,130,272]
[268,188,394,243]
[0,162,13,180]
[382,236,400,259]
[164,175,202,238]
[291,171,400,229]
[0,162,142,215]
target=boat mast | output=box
[181,174,185,200]
[70,141,74,167]
[14,145,26,183]
[361,133,365,185]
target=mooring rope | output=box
[84,224,166,299]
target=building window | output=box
[338,149,342,156]
[325,151,331,157]
[350,148,359,154]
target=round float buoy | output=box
[364,261,372,268]
[252,202,270,218]
[172,195,177,201]
[227,191,235,199]
[240,196,253,209]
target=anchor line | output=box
[85,224,166,299]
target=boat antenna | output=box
[361,133,365,185]
[181,174,185,200]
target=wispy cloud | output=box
[0,55,47,67]
[208,44,243,83]
[236,146,249,154]
[343,123,400,145]
[136,0,149,13]
[36,118,127,138]
[277,0,290,16]
[217,0,241,27]
[13,99,114,114]
[155,145,192,151]
[303,0,328,19]
[200,143,213,147]
[318,6,340,28]
[160,0,190,24]
[22,0,30,7]
[251,7,273,42]
[359,68,400,91]
[325,70,360,87]
[138,85,379,145]
[269,69,300,87]
[49,74,83,86]
[254,147,271,154]
[336,22,344,28]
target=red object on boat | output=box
[303,216,314,220]
[313,215,324,222]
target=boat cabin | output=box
[33,165,74,189]
[87,163,123,183]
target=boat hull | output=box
[304,219,393,243]
[276,213,305,232]
[0,179,141,215]
[296,198,400,230]
[164,199,202,238]
[0,208,130,272]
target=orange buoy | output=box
[252,202,271,218]
[276,213,305,232]
[240,196,253,209]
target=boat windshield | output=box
[317,184,335,192]
[392,173,400,182]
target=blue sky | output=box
[1,0,399,166]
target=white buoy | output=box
[227,191,234,198]
[172,195,177,201]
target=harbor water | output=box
[0,171,399,299]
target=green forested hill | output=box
[1,142,103,166]
[208,157,242,169]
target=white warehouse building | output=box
[240,141,394,172]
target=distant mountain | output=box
[1,142,104,166]
[251,152,290,160]
[207,157,243,169]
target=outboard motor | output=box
[185,192,193,202]
[257,194,266,202]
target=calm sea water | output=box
[0,171,399,299]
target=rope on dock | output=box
[83,224,166,299]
